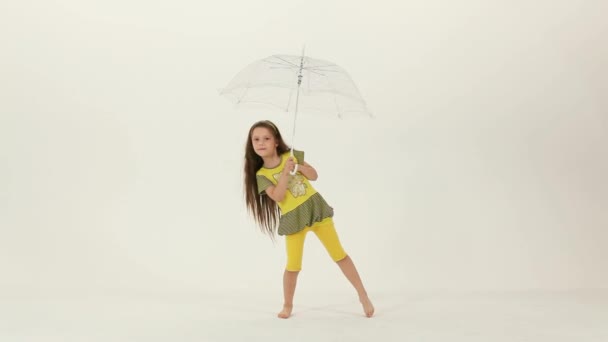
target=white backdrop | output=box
[1,0,607,297]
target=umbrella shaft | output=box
[291,48,305,155]
[291,81,301,155]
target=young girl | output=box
[243,120,374,319]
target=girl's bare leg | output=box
[336,255,374,317]
[278,270,299,318]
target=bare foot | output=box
[277,304,293,319]
[360,296,375,317]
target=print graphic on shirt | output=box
[273,172,307,197]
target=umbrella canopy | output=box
[220,53,372,119]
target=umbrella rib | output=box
[326,76,344,119]
[302,68,327,77]
[222,84,297,94]
[304,67,341,73]
[263,61,299,69]
[267,56,301,68]
[269,66,299,70]
[305,63,338,69]
[235,83,251,105]
[285,86,294,112]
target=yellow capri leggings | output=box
[285,217,347,272]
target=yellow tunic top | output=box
[256,150,334,235]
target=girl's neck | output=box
[263,153,281,169]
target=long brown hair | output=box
[244,120,291,238]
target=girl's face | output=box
[251,127,278,158]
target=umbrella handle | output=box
[289,164,299,176]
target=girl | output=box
[243,120,374,319]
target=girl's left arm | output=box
[297,161,318,181]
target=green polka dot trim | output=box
[278,192,334,235]
[256,175,273,194]
[292,150,304,164]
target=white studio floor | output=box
[1,289,606,342]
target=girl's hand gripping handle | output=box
[284,156,298,176]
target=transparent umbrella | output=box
[220,47,372,172]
